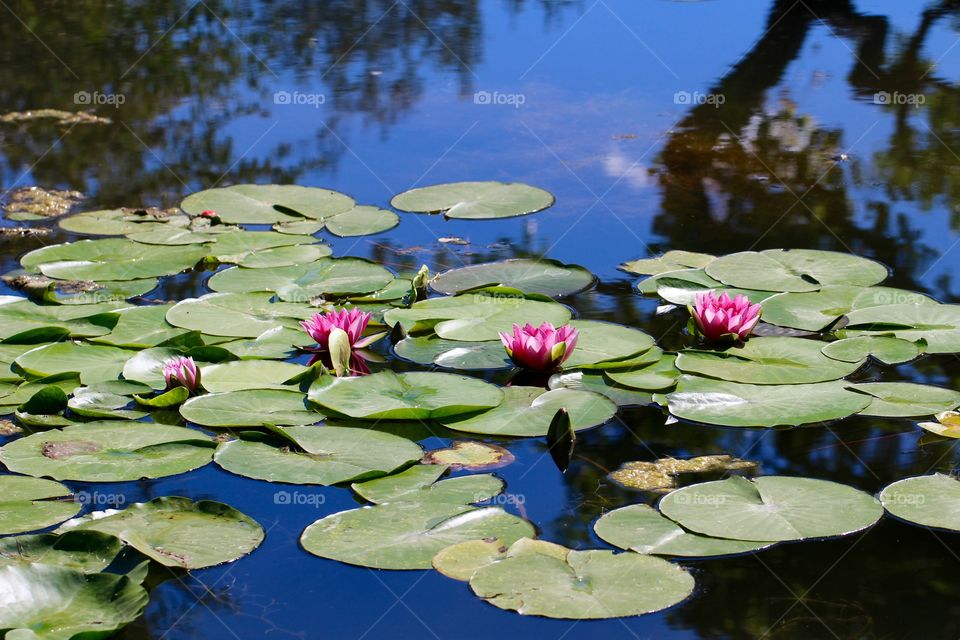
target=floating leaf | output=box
[659,476,882,542]
[846,382,960,418]
[0,476,80,535]
[67,386,146,420]
[468,543,694,619]
[352,464,504,505]
[561,320,656,369]
[0,531,124,573]
[0,564,148,638]
[200,360,306,392]
[391,181,554,220]
[595,504,773,557]
[608,455,758,492]
[0,299,127,341]
[761,286,935,331]
[880,474,960,531]
[705,249,888,292]
[620,251,715,275]
[166,292,317,338]
[300,501,534,570]
[821,336,923,365]
[431,259,594,297]
[308,371,503,420]
[21,239,207,281]
[548,371,654,407]
[0,422,214,481]
[441,386,615,437]
[58,497,264,569]
[324,205,399,237]
[18,386,68,415]
[841,304,960,354]
[14,342,134,384]
[181,184,355,224]
[180,389,320,427]
[90,305,189,348]
[393,335,511,370]
[604,354,679,391]
[207,258,394,301]
[214,425,422,485]
[665,376,872,427]
[674,337,862,385]
[422,441,515,471]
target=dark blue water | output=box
[3,1,960,638]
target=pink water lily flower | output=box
[690,290,761,342]
[163,356,200,393]
[499,322,580,372]
[300,308,381,351]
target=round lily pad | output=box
[214,425,422,485]
[308,371,503,420]
[659,476,883,542]
[391,181,554,220]
[548,371,654,407]
[0,422,214,482]
[821,336,923,365]
[431,260,594,297]
[705,249,888,292]
[393,335,511,370]
[166,292,316,338]
[422,441,515,471]
[14,342,134,384]
[847,382,960,418]
[207,258,394,302]
[594,504,773,557]
[383,293,572,342]
[674,337,862,385]
[604,355,679,391]
[665,376,872,427]
[58,496,264,569]
[561,320,655,369]
[440,386,616,437]
[880,474,960,531]
[58,208,150,235]
[0,531,124,573]
[200,360,306,392]
[0,563,148,638]
[21,238,207,281]
[620,251,715,275]
[180,389,321,427]
[181,184,355,224]
[90,305,188,348]
[0,476,80,535]
[300,501,534,569]
[761,286,935,331]
[469,545,694,619]
[352,464,504,505]
[0,299,128,341]
[323,205,399,237]
[841,304,960,354]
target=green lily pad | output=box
[761,286,936,331]
[58,208,151,235]
[181,389,320,427]
[207,258,394,302]
[181,184,355,224]
[468,543,694,619]
[301,500,534,570]
[40,278,157,305]
[594,504,773,557]
[0,531,124,573]
[665,376,872,427]
[393,335,511,370]
[0,422,214,481]
[0,476,80,535]
[308,371,503,420]
[560,320,655,369]
[705,249,888,292]
[548,371,654,406]
[200,360,305,392]
[674,337,863,385]
[215,326,302,360]
[431,259,594,297]
[620,251,716,275]
[14,342,134,384]
[89,305,190,348]
[0,563,148,639]
[841,304,960,354]
[0,299,128,341]
[67,386,147,420]
[214,425,422,485]
[440,386,616,437]
[659,476,882,542]
[391,181,554,220]
[235,244,332,268]
[821,336,923,365]
[604,355,679,391]
[846,382,960,417]
[166,292,317,338]
[21,239,207,281]
[880,474,960,531]
[323,205,399,237]
[58,496,264,569]
[204,229,317,258]
[638,269,778,306]
[383,293,571,342]
[352,464,504,505]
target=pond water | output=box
[2,0,960,638]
